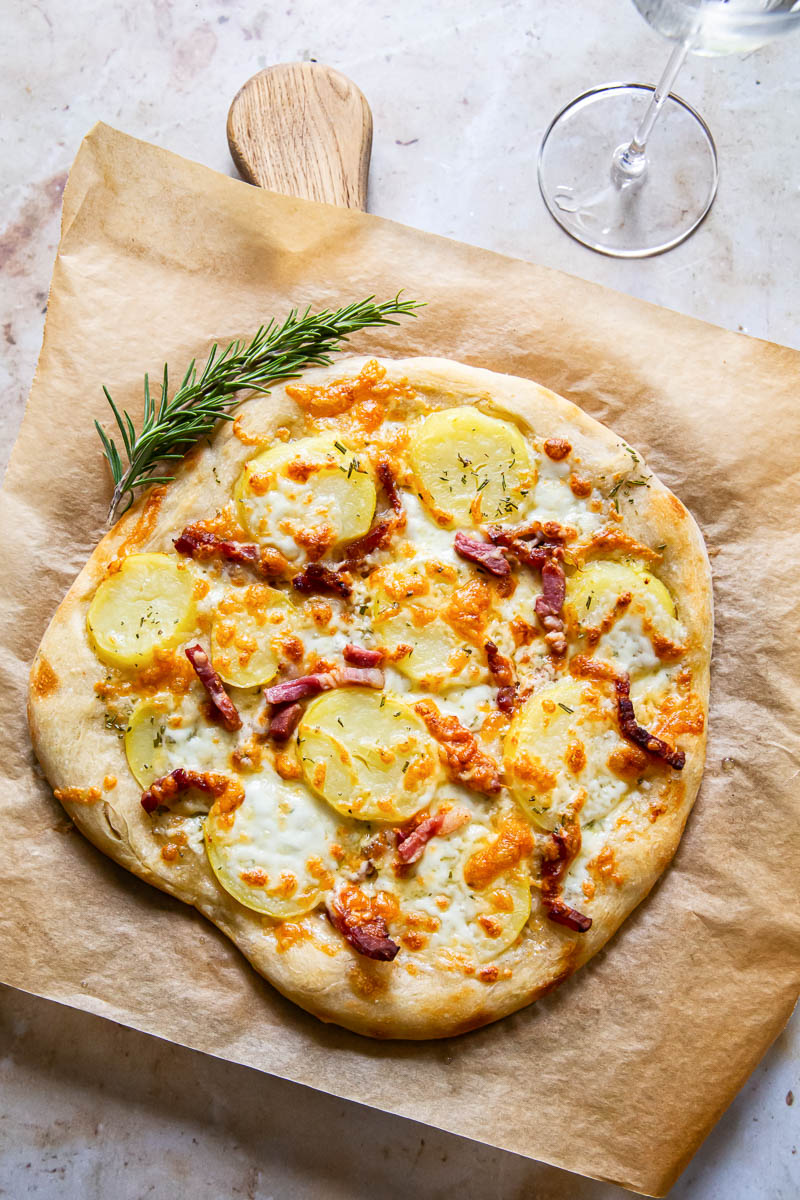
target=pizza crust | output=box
[28,357,712,1038]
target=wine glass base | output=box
[538,84,719,258]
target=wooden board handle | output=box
[227,62,373,210]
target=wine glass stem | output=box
[614,38,692,181]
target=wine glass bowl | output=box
[538,0,800,257]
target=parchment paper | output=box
[1,123,798,1197]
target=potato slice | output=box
[393,820,532,962]
[205,768,342,919]
[504,677,634,829]
[298,689,440,821]
[564,560,681,677]
[235,435,376,560]
[125,694,239,789]
[124,699,172,788]
[210,587,291,688]
[370,565,488,692]
[87,553,196,669]
[408,408,535,526]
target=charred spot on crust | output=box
[31,655,59,698]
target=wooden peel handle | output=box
[227,62,373,210]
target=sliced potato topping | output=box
[234,435,376,561]
[124,698,172,789]
[391,820,531,962]
[298,689,440,821]
[408,408,535,526]
[504,677,636,830]
[564,560,682,674]
[87,553,196,669]
[125,693,239,790]
[210,587,291,688]
[370,564,488,692]
[205,767,342,918]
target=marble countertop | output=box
[1,0,797,1196]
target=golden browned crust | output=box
[28,356,712,1039]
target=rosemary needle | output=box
[95,294,422,522]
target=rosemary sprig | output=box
[96,294,422,522]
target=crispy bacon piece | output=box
[487,525,568,655]
[174,527,287,576]
[377,458,405,521]
[292,563,352,598]
[570,659,686,768]
[413,699,503,796]
[342,519,395,564]
[535,559,566,617]
[267,702,303,742]
[496,684,519,716]
[185,644,242,731]
[454,532,510,577]
[264,675,330,705]
[615,675,686,770]
[395,807,471,865]
[264,665,385,707]
[343,644,384,668]
[486,525,564,573]
[343,459,406,567]
[534,559,567,656]
[336,666,385,689]
[141,767,231,814]
[540,819,592,933]
[326,899,399,961]
[485,639,514,687]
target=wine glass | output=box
[538,1,800,258]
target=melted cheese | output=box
[235,436,376,561]
[504,678,638,829]
[205,768,344,918]
[93,384,695,970]
[360,814,531,963]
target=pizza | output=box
[28,356,712,1039]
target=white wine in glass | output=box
[538,0,800,257]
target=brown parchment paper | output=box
[1,123,798,1197]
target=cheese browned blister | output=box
[30,356,711,1039]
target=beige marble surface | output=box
[1,0,798,1196]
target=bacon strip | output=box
[454,532,510,577]
[264,665,385,707]
[540,820,592,933]
[486,525,565,572]
[534,559,567,656]
[264,675,330,705]
[342,518,394,564]
[414,699,502,796]
[335,666,385,689]
[343,644,384,668]
[496,684,519,716]
[267,702,303,742]
[395,807,471,865]
[343,459,406,567]
[535,559,566,617]
[185,644,242,731]
[326,900,399,961]
[174,527,286,576]
[486,525,567,655]
[141,767,229,814]
[377,458,405,522]
[292,563,352,598]
[615,675,686,770]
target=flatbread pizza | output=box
[29,356,712,1038]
